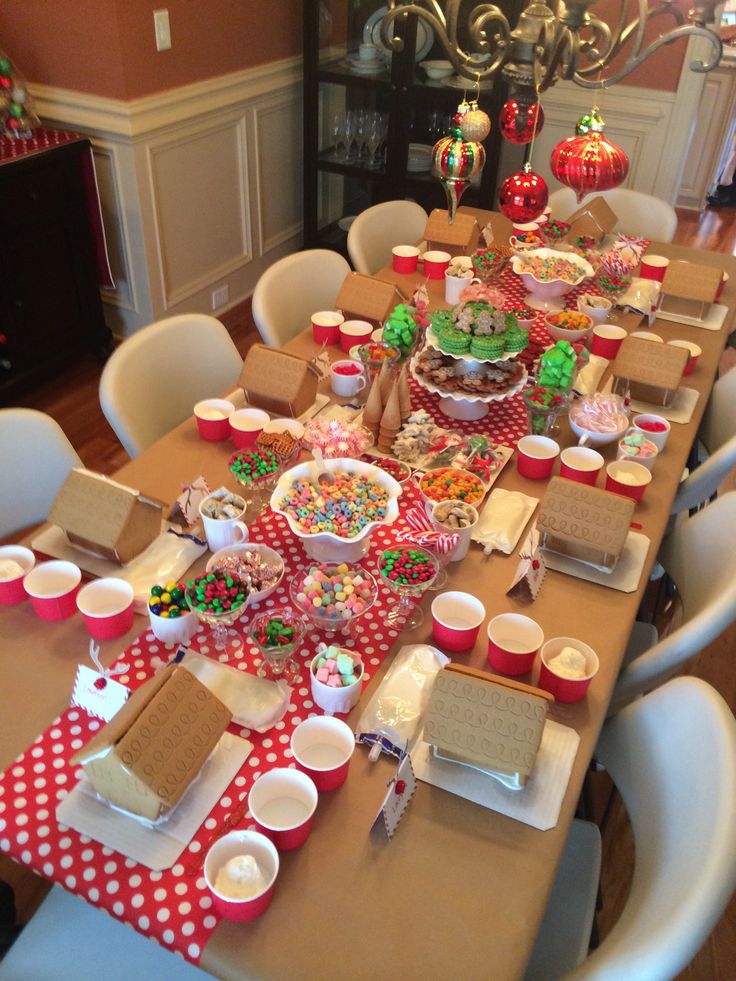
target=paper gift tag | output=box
[507,549,546,602]
[168,475,210,528]
[371,752,416,840]
[71,664,129,722]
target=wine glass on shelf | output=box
[331,111,346,160]
[377,547,438,630]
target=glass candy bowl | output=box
[248,608,306,682]
[185,570,250,655]
[377,546,438,629]
[290,563,378,638]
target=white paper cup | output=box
[430,499,478,561]
[148,606,200,645]
[617,429,659,471]
[631,413,670,452]
[331,360,368,398]
[445,271,479,305]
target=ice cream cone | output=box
[380,381,401,434]
[363,375,383,437]
[379,361,395,405]
[398,366,411,421]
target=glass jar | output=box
[522,386,569,436]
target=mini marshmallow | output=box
[326,675,343,688]
[316,668,330,683]
[336,652,354,675]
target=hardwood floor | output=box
[4,205,736,978]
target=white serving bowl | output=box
[206,542,285,602]
[420,59,454,80]
[269,458,402,563]
[544,312,594,344]
[511,248,594,313]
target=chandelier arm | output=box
[573,24,722,87]
[379,3,448,55]
[575,17,614,69]
[574,6,685,74]
[535,24,574,91]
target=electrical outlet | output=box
[211,285,229,310]
[154,9,171,51]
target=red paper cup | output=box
[311,310,344,346]
[517,435,560,480]
[230,408,270,449]
[538,637,599,703]
[667,339,701,376]
[639,254,669,282]
[431,591,485,652]
[590,324,627,359]
[204,830,279,923]
[422,250,451,280]
[559,446,604,485]
[193,398,234,441]
[487,613,544,676]
[339,320,373,353]
[290,716,354,792]
[716,271,729,300]
[632,413,670,452]
[392,245,420,274]
[605,460,652,502]
[0,545,35,605]
[76,578,135,641]
[23,560,81,621]
[248,768,318,851]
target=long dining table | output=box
[2,215,735,981]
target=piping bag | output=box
[355,644,449,761]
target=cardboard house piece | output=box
[423,663,552,788]
[335,272,403,328]
[71,665,232,823]
[611,335,688,407]
[424,208,480,256]
[537,477,634,572]
[239,344,319,418]
[564,196,617,245]
[48,468,163,564]
[658,260,722,322]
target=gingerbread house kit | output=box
[564,196,617,245]
[611,335,688,406]
[537,477,634,572]
[423,664,552,788]
[48,468,163,564]
[424,209,480,256]
[657,260,722,321]
[239,344,319,418]
[335,272,403,328]
[71,665,232,823]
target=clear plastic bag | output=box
[355,644,449,759]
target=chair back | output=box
[347,200,429,274]
[547,187,677,242]
[671,433,736,513]
[568,677,736,980]
[0,409,81,537]
[700,363,736,454]
[252,249,351,347]
[611,492,736,713]
[99,314,242,458]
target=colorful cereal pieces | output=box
[148,581,189,618]
[312,645,362,688]
[277,471,390,539]
[418,467,485,505]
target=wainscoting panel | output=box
[30,58,303,337]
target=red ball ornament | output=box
[499,97,544,145]
[550,127,629,203]
[498,166,549,224]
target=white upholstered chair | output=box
[547,187,678,243]
[0,408,81,538]
[672,365,736,513]
[347,200,429,274]
[526,676,736,981]
[99,314,242,458]
[252,249,351,348]
[612,492,736,716]
[0,885,215,980]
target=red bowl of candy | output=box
[504,305,537,330]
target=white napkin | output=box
[412,720,580,831]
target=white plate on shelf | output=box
[408,143,433,173]
[345,56,386,75]
[364,5,434,63]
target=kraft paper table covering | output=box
[0,226,732,981]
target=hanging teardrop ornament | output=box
[550,108,629,203]
[432,101,486,222]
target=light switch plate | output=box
[154,9,171,51]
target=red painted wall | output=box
[0,0,302,100]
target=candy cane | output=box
[397,528,459,554]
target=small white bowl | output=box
[206,542,285,602]
[577,294,612,324]
[420,59,454,80]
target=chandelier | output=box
[379,0,723,92]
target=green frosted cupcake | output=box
[504,328,529,353]
[470,335,504,359]
[439,329,472,354]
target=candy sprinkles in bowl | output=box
[269,457,402,563]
